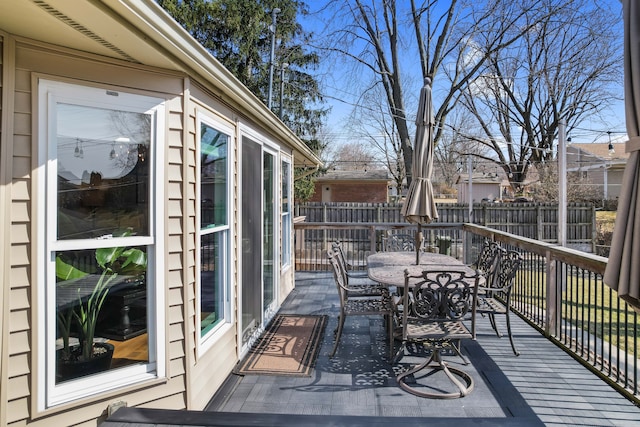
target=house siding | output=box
[164,94,190,411]
[310,181,389,203]
[184,84,239,410]
[1,4,314,422]
[7,49,33,426]
[3,38,193,426]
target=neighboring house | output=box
[0,2,321,426]
[566,142,629,201]
[309,169,391,203]
[455,173,506,203]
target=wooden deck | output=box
[103,272,640,427]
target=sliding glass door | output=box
[241,137,262,344]
[240,136,278,346]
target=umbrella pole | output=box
[416,224,423,265]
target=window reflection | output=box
[57,104,150,239]
[54,103,152,382]
[199,121,229,339]
[200,233,224,334]
[55,245,148,384]
[200,123,228,229]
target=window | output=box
[197,114,231,343]
[281,158,292,268]
[38,80,165,408]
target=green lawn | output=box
[514,269,639,357]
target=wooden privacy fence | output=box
[295,202,595,250]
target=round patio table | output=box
[367,251,474,287]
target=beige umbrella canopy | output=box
[401,77,439,264]
[604,0,640,313]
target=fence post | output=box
[591,205,597,253]
[482,204,488,226]
[295,227,305,270]
[537,205,543,241]
[369,225,377,254]
[322,203,328,253]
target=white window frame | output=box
[196,112,234,354]
[36,80,166,409]
[281,156,293,269]
[262,143,280,319]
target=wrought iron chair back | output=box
[383,234,416,252]
[475,250,523,355]
[331,241,367,278]
[472,240,503,286]
[396,269,480,399]
[330,242,387,297]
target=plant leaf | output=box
[55,256,88,280]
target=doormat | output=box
[234,314,327,377]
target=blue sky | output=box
[298,1,628,146]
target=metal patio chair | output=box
[331,241,369,280]
[327,250,394,361]
[396,269,480,399]
[471,240,503,282]
[474,250,523,356]
[382,234,417,252]
[331,242,387,298]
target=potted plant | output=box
[55,234,146,381]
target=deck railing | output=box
[293,221,639,404]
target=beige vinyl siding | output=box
[7,53,32,425]
[186,85,239,410]
[0,3,319,424]
[191,330,237,408]
[0,28,308,424]
[0,40,4,427]
[165,93,189,409]
[4,39,191,425]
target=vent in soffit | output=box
[32,0,139,63]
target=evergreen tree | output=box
[158,0,326,201]
[157,0,326,139]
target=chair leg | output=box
[488,313,502,337]
[505,309,520,356]
[450,340,470,365]
[387,312,394,361]
[330,312,346,358]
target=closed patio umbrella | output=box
[401,77,439,264]
[604,0,640,312]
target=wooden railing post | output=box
[545,249,558,337]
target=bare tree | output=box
[432,111,492,189]
[314,0,561,186]
[530,163,601,203]
[454,0,622,193]
[325,141,378,171]
[347,82,406,195]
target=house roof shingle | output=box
[317,170,391,182]
[568,142,630,161]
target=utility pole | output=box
[279,63,288,119]
[267,8,280,110]
[467,156,473,222]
